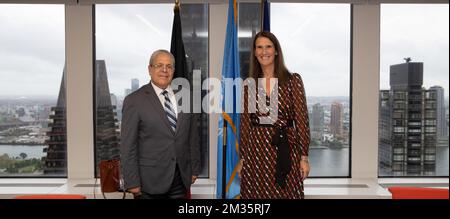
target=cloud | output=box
[380,4,449,94]
[0,5,64,96]
[272,3,448,97]
[272,3,351,97]
[95,4,173,96]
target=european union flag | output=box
[216,0,241,199]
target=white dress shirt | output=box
[150,81,178,119]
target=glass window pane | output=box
[0,5,66,177]
[272,3,351,177]
[238,3,261,79]
[379,4,449,177]
[95,4,209,177]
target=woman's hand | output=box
[300,157,310,181]
[236,159,244,178]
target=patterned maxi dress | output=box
[240,73,310,199]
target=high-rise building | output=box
[95,60,120,171]
[430,86,447,140]
[330,101,343,138]
[311,103,324,141]
[124,88,131,97]
[379,90,392,170]
[131,78,139,93]
[110,93,118,107]
[446,105,449,137]
[43,61,121,175]
[43,67,67,175]
[379,59,437,174]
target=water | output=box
[309,147,350,176]
[309,146,449,177]
[0,145,46,159]
[0,145,448,177]
[436,146,449,176]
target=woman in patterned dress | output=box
[237,31,310,199]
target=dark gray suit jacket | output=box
[120,83,201,194]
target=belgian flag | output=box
[170,1,191,199]
[170,2,188,80]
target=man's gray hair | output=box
[149,49,175,67]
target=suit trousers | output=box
[136,164,187,199]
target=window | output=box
[95,4,209,177]
[238,3,261,79]
[393,155,404,161]
[409,143,420,147]
[393,148,404,154]
[408,128,421,133]
[394,127,405,133]
[272,3,351,177]
[394,91,407,100]
[379,4,449,177]
[393,102,406,109]
[425,101,436,109]
[425,127,436,133]
[425,110,436,119]
[424,120,436,126]
[237,3,350,177]
[408,121,421,126]
[0,4,66,177]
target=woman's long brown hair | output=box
[248,31,291,85]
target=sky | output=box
[0,3,448,98]
[0,4,65,98]
[272,3,351,97]
[380,4,449,92]
[95,4,174,97]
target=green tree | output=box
[6,163,18,173]
[19,152,27,159]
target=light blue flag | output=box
[216,0,241,199]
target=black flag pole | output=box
[260,0,264,31]
[222,119,227,199]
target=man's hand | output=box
[191,175,198,184]
[127,186,141,197]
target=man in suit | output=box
[120,49,201,199]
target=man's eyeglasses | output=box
[151,63,174,71]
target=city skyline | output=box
[1,63,447,176]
